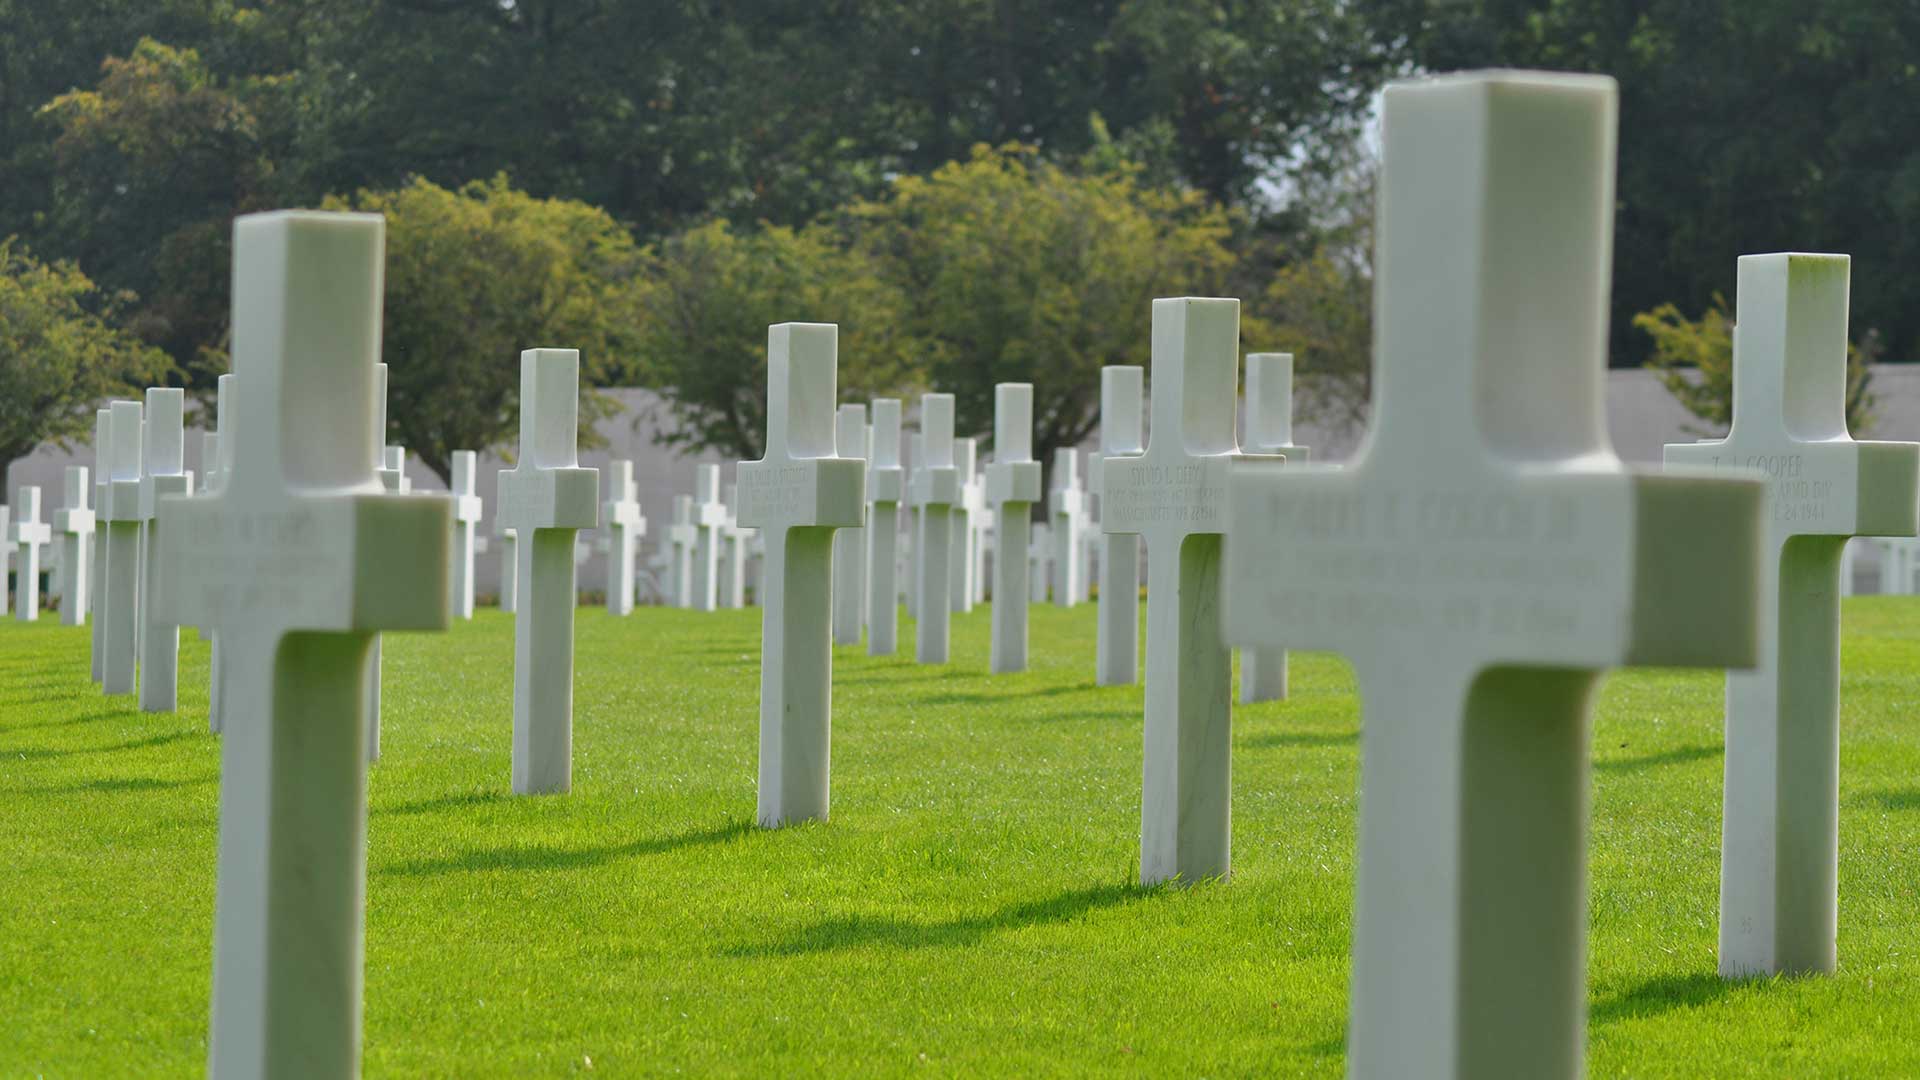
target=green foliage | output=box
[36,38,279,382]
[1404,1,1920,365]
[0,239,172,486]
[1637,296,1878,435]
[321,176,648,483]
[636,220,920,462]
[845,145,1235,470]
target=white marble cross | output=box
[1029,520,1054,601]
[1665,253,1920,978]
[492,473,518,613]
[53,466,94,626]
[151,210,450,1078]
[1220,72,1764,1079]
[832,404,869,644]
[497,349,599,795]
[720,482,748,608]
[1101,296,1258,888]
[1049,448,1087,606]
[1096,365,1144,685]
[668,494,695,607]
[10,486,49,621]
[692,463,728,611]
[100,398,144,694]
[205,374,236,735]
[1238,352,1310,704]
[985,383,1041,672]
[89,407,110,678]
[950,437,982,614]
[600,458,644,615]
[866,398,905,654]
[736,323,865,826]
[912,394,959,663]
[138,388,193,711]
[448,450,485,620]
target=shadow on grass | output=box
[1863,788,1920,812]
[0,707,122,733]
[725,882,1153,957]
[1593,745,1721,773]
[836,669,974,687]
[376,791,516,817]
[384,820,753,876]
[1589,973,1734,1025]
[918,683,1088,707]
[7,774,214,796]
[1241,730,1357,749]
[0,730,192,761]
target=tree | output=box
[36,38,280,384]
[844,144,1235,480]
[1637,295,1877,435]
[320,175,649,484]
[1399,1,1920,365]
[635,219,921,462]
[0,239,172,495]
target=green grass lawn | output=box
[2,597,1918,1076]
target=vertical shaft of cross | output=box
[986,384,1041,673]
[833,404,868,644]
[1096,366,1143,685]
[866,398,904,655]
[55,467,94,626]
[101,399,144,694]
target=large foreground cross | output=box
[1666,253,1919,976]
[498,349,598,795]
[153,210,450,1078]
[737,323,865,826]
[1220,72,1763,1078]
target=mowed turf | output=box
[2,597,1918,1076]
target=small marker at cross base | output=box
[985,385,1041,673]
[601,459,644,616]
[1095,366,1144,686]
[138,388,193,711]
[100,398,144,694]
[53,467,95,627]
[912,394,959,663]
[497,349,599,796]
[832,404,869,645]
[1665,253,1920,979]
[10,487,50,621]
[449,450,485,620]
[1238,352,1310,705]
[1101,296,1266,888]
[737,323,866,827]
[1220,71,1763,1079]
[866,399,905,655]
[153,209,451,1079]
